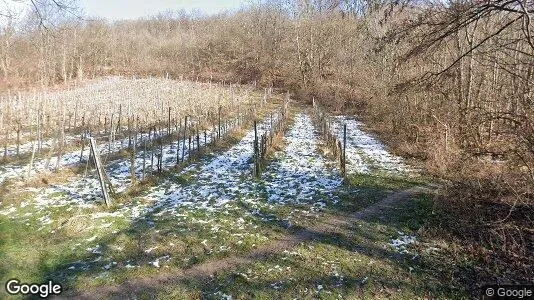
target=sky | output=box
[77,0,248,20]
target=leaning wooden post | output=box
[89,137,112,206]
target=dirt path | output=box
[352,185,437,221]
[65,185,435,299]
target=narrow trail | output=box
[351,185,437,221]
[69,185,433,299]
[262,113,342,206]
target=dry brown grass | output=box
[0,189,36,207]
[353,104,534,285]
[426,160,534,284]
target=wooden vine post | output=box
[89,137,112,207]
[313,100,349,178]
[130,117,137,185]
[253,120,260,178]
[176,117,182,164]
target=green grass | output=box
[332,172,430,215]
[1,178,472,299]
[115,192,467,299]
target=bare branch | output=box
[431,14,523,77]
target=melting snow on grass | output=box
[1,122,221,219]
[330,116,413,175]
[0,129,161,185]
[263,113,342,205]
[145,115,278,209]
[390,232,417,254]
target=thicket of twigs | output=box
[1,0,532,284]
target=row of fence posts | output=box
[5,91,256,174]
[0,84,260,163]
[253,94,290,178]
[82,103,258,206]
[0,80,268,159]
[11,92,264,207]
[1,83,269,202]
[312,98,347,178]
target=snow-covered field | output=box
[0,111,271,226]
[2,112,330,227]
[4,121,231,220]
[0,75,256,184]
[142,113,343,213]
[330,116,413,175]
[1,135,80,158]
